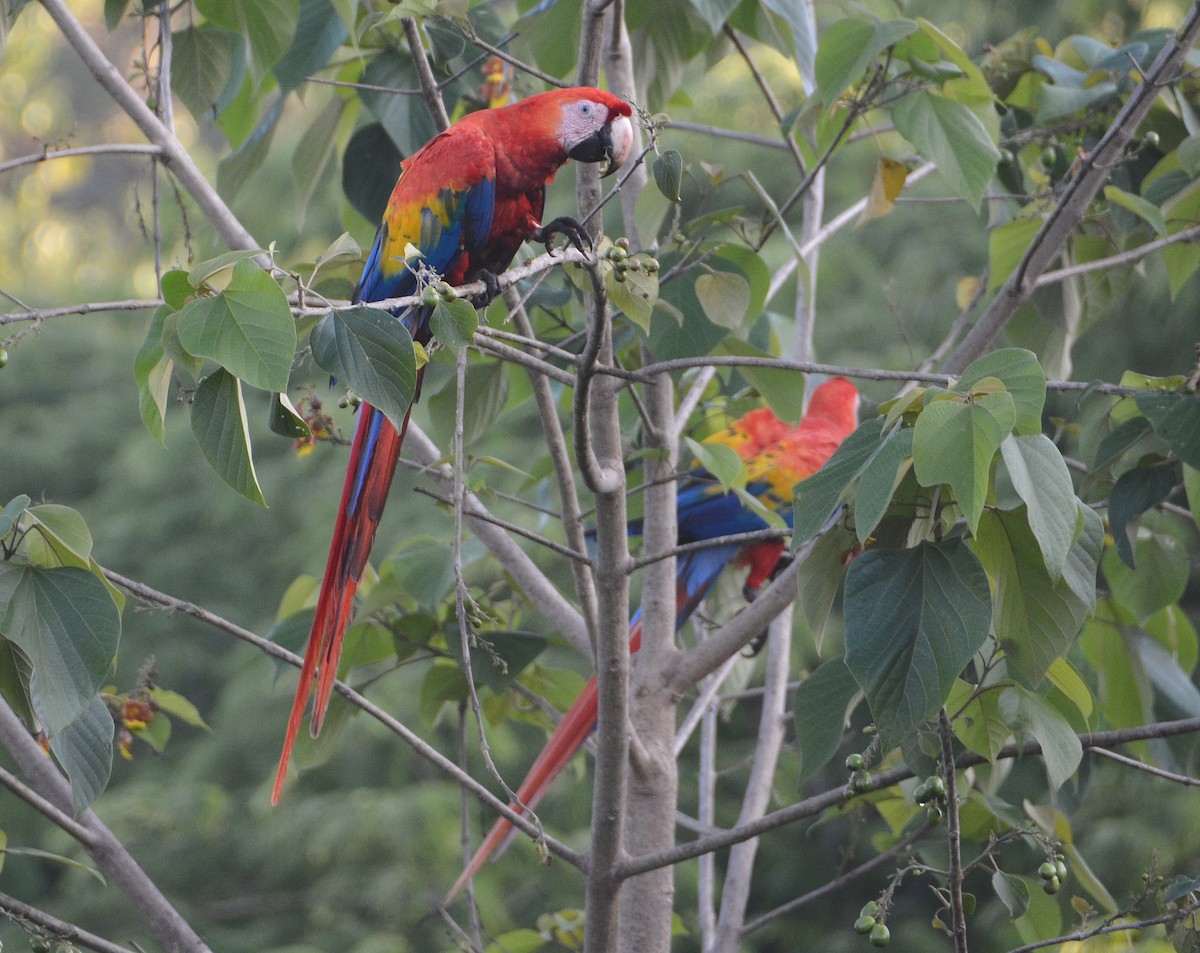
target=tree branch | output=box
[0,891,137,953]
[0,143,163,175]
[614,717,1200,880]
[0,698,213,953]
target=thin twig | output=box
[1005,897,1200,953]
[0,891,137,953]
[0,143,163,175]
[938,710,969,953]
[0,765,96,845]
[1090,745,1200,784]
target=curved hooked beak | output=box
[567,114,634,177]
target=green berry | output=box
[0,348,8,368]
[615,236,630,250]
[869,922,891,947]
[1039,862,1057,881]
[1043,875,1061,895]
[845,753,865,771]
[860,901,880,918]
[853,771,873,792]
[31,938,50,953]
[998,148,1015,164]
[421,286,440,308]
[926,804,944,823]
[928,776,946,798]
[913,781,931,805]
[437,281,456,301]
[613,270,627,282]
[854,915,877,935]
[608,245,629,263]
[1041,145,1058,168]
[1055,859,1068,881]
[643,257,659,273]
[1143,131,1160,149]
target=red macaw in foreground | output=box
[445,377,860,901]
[273,88,635,804]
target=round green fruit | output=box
[845,753,866,771]
[1039,862,1057,881]
[869,923,891,947]
[854,915,877,935]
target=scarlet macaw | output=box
[273,87,635,803]
[444,377,860,901]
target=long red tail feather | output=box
[272,401,413,804]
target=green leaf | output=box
[685,438,745,491]
[177,260,296,392]
[21,507,87,567]
[0,495,31,541]
[1184,463,1200,532]
[853,427,914,545]
[796,523,856,651]
[815,18,918,102]
[912,390,1016,534]
[291,93,345,224]
[718,340,806,423]
[1045,657,1094,722]
[1036,80,1118,123]
[149,687,211,729]
[843,540,992,750]
[1103,184,1167,238]
[268,391,311,439]
[947,681,1010,760]
[694,270,751,330]
[190,369,267,506]
[794,658,859,784]
[444,631,549,694]
[1102,533,1188,623]
[1001,685,1082,791]
[998,434,1078,580]
[1135,391,1200,468]
[686,0,738,33]
[0,563,121,738]
[1108,462,1177,568]
[273,0,349,93]
[485,928,547,953]
[134,306,174,446]
[793,417,885,545]
[762,0,817,86]
[171,26,235,121]
[419,662,468,725]
[427,360,508,448]
[342,123,402,224]
[47,696,113,814]
[430,298,479,349]
[987,217,1042,291]
[992,870,1030,920]
[653,149,683,202]
[2,841,106,883]
[975,508,1101,686]
[310,306,417,432]
[608,265,659,332]
[217,96,284,201]
[384,536,457,610]
[892,90,1000,210]
[196,0,300,89]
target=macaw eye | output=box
[578,102,593,116]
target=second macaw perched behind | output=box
[444,377,860,902]
[273,88,634,804]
